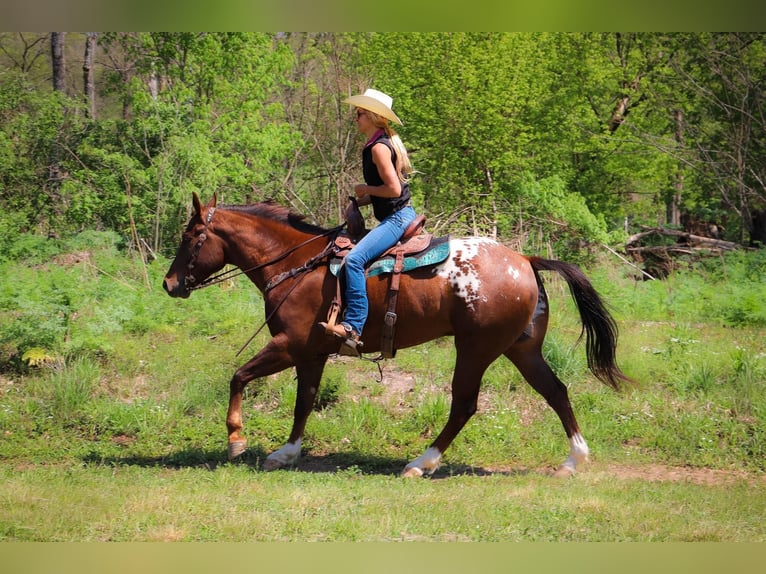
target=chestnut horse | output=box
[163,193,631,477]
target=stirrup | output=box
[319,322,363,350]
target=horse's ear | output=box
[192,192,202,215]
[210,192,217,208]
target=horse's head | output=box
[163,192,225,298]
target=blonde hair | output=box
[366,111,413,183]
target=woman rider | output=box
[320,88,418,348]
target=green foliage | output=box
[3,33,766,251]
[5,233,62,264]
[48,357,101,419]
[361,33,556,236]
[515,174,612,252]
[0,71,69,235]
[611,249,766,328]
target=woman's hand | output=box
[353,187,372,205]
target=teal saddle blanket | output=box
[330,235,451,278]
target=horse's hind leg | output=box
[402,344,496,478]
[505,342,589,477]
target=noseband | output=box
[185,206,216,287]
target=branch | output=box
[626,228,738,251]
[601,243,656,280]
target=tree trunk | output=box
[51,32,66,93]
[83,32,97,118]
[49,33,66,187]
[751,209,766,248]
[668,108,683,227]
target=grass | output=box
[0,237,765,541]
[1,463,763,542]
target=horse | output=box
[163,193,632,477]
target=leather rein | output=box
[186,206,344,293]
[183,206,344,356]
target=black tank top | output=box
[362,132,411,221]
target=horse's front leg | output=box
[227,334,294,460]
[263,358,328,471]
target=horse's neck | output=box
[220,212,320,274]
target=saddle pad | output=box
[330,236,450,278]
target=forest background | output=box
[1,32,766,545]
[2,32,765,261]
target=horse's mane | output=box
[219,199,329,235]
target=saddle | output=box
[325,215,450,358]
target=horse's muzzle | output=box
[163,275,190,298]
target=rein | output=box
[234,237,341,358]
[184,206,345,357]
[187,206,344,292]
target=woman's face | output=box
[354,108,372,132]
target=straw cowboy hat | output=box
[343,88,403,125]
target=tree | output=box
[274,32,374,226]
[83,32,97,119]
[0,33,49,75]
[671,33,766,245]
[78,33,299,252]
[50,32,66,93]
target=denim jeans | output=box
[342,205,418,335]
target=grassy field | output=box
[1,234,765,541]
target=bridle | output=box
[184,206,216,288]
[184,206,344,293]
[181,206,345,356]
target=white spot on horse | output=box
[508,265,520,281]
[437,238,496,310]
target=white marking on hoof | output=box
[401,466,424,478]
[263,439,301,471]
[228,440,247,460]
[402,446,442,478]
[554,433,589,477]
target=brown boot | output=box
[319,322,362,349]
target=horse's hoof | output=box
[228,440,247,460]
[552,465,575,478]
[263,457,285,471]
[401,466,424,478]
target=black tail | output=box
[529,257,633,390]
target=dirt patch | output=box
[111,434,137,447]
[296,455,765,485]
[597,462,766,487]
[52,251,92,268]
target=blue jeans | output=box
[342,205,418,336]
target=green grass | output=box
[0,237,765,541]
[1,463,763,541]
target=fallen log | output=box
[626,228,738,251]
